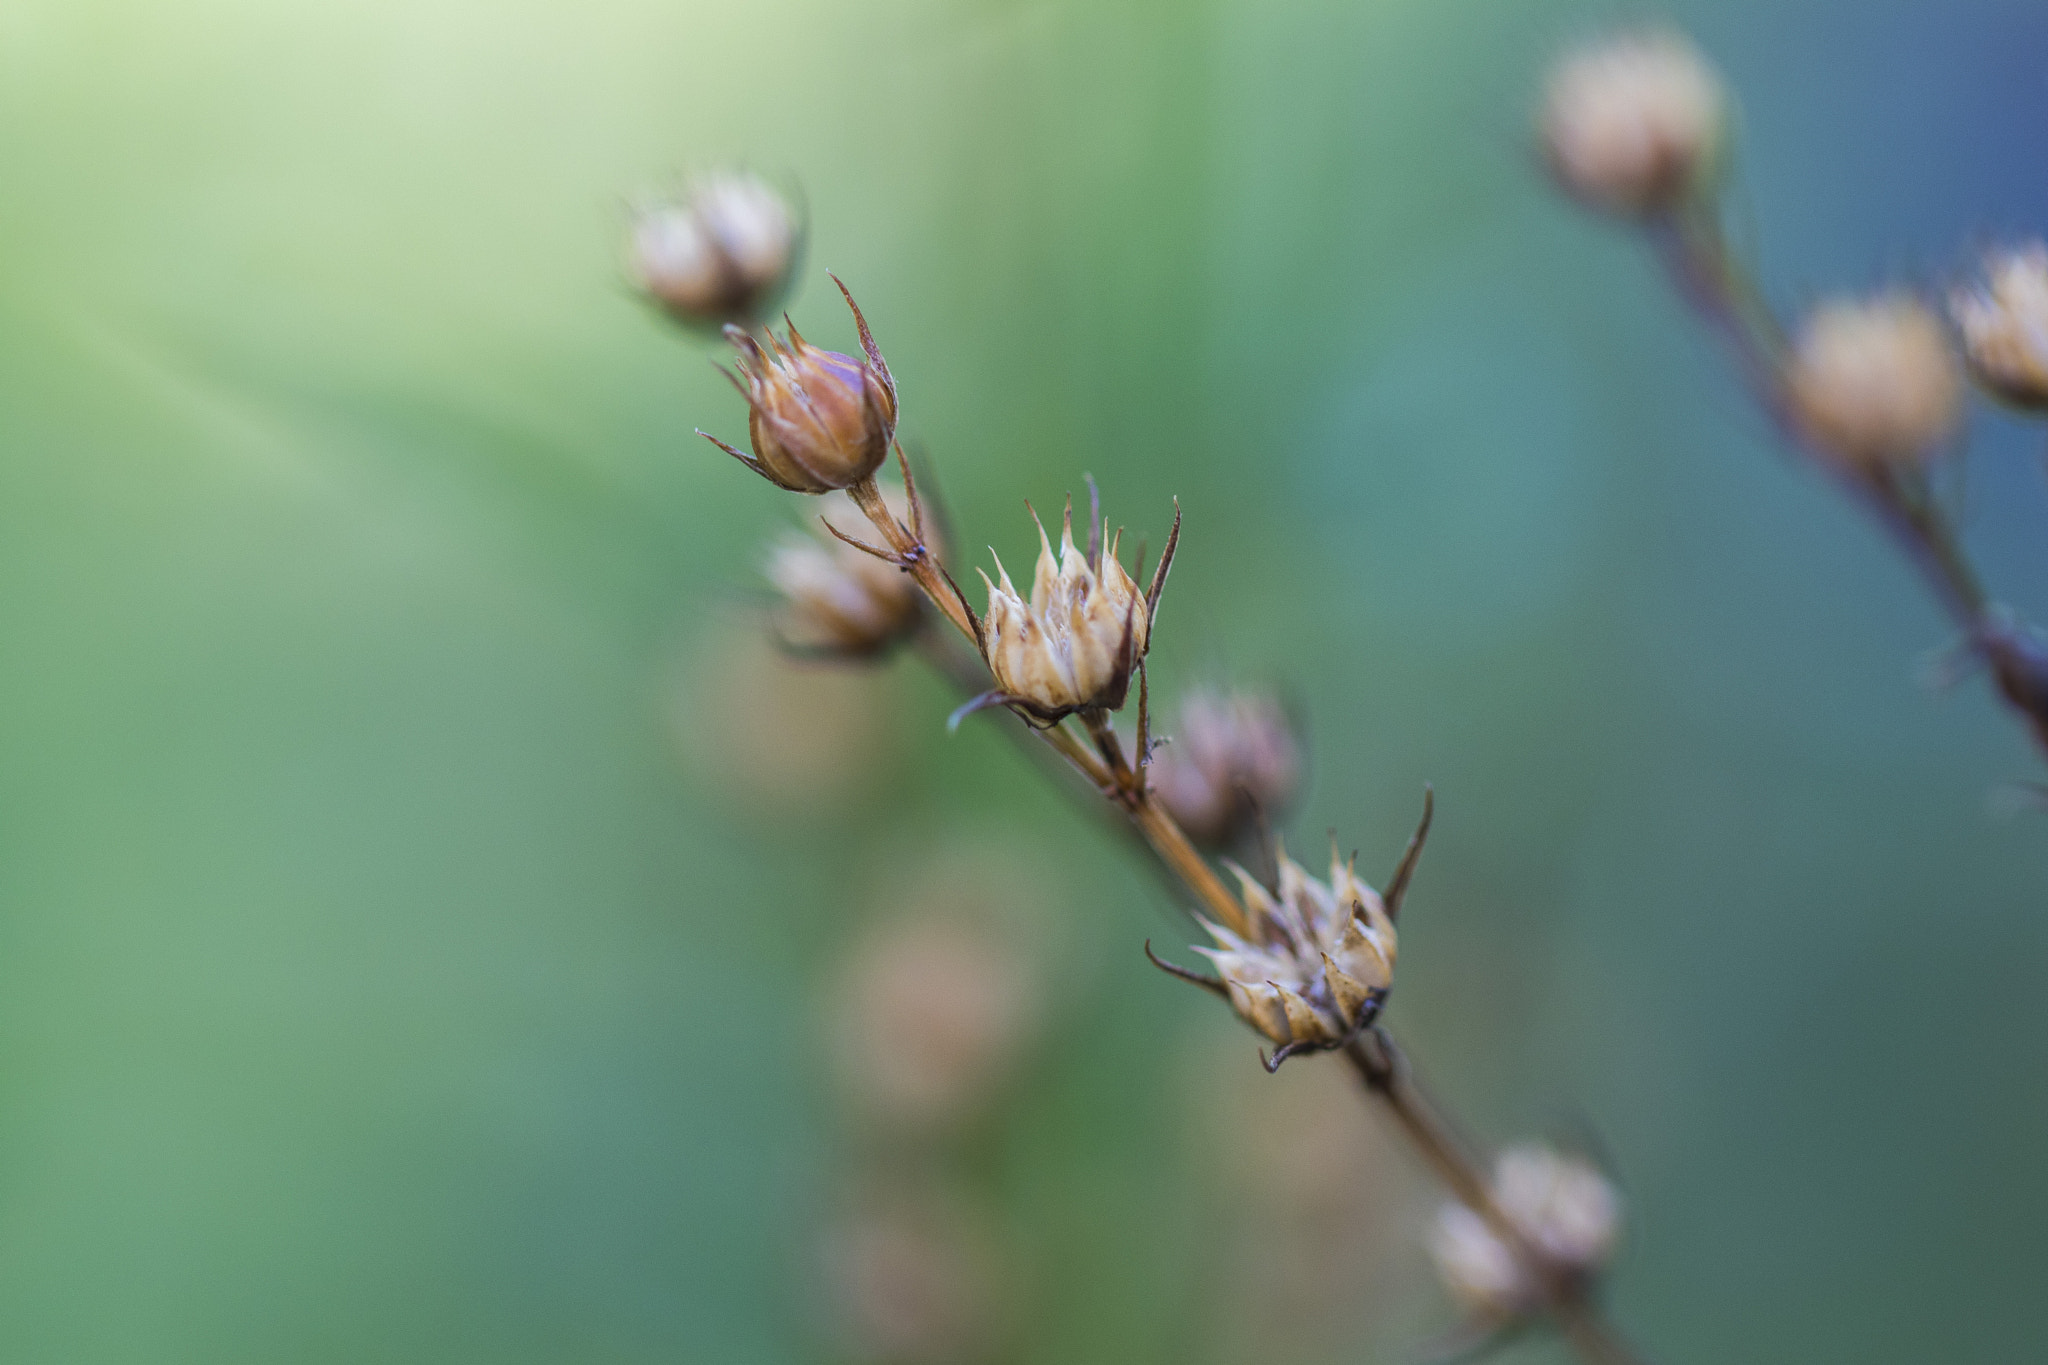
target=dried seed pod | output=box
[767,488,927,657]
[1540,29,1726,217]
[629,173,799,330]
[1148,688,1301,847]
[1428,1145,1622,1321]
[1191,846,1396,1059]
[976,495,1176,722]
[1784,293,1963,471]
[1951,245,2048,411]
[704,281,898,493]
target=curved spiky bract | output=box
[978,496,1160,721]
[704,287,899,493]
[1190,846,1396,1052]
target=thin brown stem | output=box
[847,475,980,645]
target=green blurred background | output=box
[4,0,2048,1360]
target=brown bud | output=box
[704,283,898,493]
[768,488,926,657]
[1148,688,1301,847]
[1784,293,1963,471]
[978,496,1173,721]
[1541,29,1726,217]
[1428,1145,1622,1321]
[1191,847,1396,1052]
[629,173,799,330]
[1951,245,2048,411]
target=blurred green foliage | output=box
[3,0,2048,1361]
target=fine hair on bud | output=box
[703,281,899,493]
[1783,292,1963,472]
[630,171,800,330]
[1951,244,2048,411]
[767,487,926,657]
[1540,28,1726,217]
[1148,687,1301,848]
[1428,1145,1622,1322]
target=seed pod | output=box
[1428,1145,1622,1321]
[1148,688,1301,847]
[1784,293,1962,471]
[629,173,799,330]
[1951,245,2048,411]
[767,488,926,657]
[977,495,1176,722]
[704,282,898,493]
[1540,29,1726,217]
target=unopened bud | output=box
[704,283,899,493]
[1951,245,2048,411]
[1148,688,1300,847]
[1428,1145,1621,1321]
[629,173,799,329]
[978,496,1174,721]
[768,489,926,657]
[1541,29,1725,217]
[1784,294,1962,471]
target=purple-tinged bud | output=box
[766,489,926,657]
[704,282,898,493]
[629,173,798,329]
[1148,688,1301,848]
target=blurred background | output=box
[4,0,2048,1360]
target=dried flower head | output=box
[768,487,926,657]
[976,495,1178,723]
[1149,688,1301,847]
[1784,293,1963,471]
[1541,29,1725,216]
[703,280,899,493]
[1951,245,2048,411]
[630,172,799,329]
[1428,1145,1622,1321]
[1195,847,1396,1062]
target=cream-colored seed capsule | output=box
[1429,1145,1622,1321]
[1541,30,1726,216]
[1951,245,2048,411]
[978,500,1163,720]
[1191,848,1396,1053]
[1784,294,1963,470]
[630,173,798,329]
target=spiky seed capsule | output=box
[767,488,926,656]
[711,286,898,493]
[1148,688,1301,847]
[1951,245,2048,411]
[979,502,1154,720]
[1193,847,1396,1050]
[1540,29,1726,217]
[629,173,799,330]
[1784,294,1962,471]
[1428,1146,1622,1321]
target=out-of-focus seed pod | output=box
[830,909,1040,1132]
[1540,29,1726,217]
[768,488,926,657]
[629,173,799,329]
[977,497,1174,721]
[1148,688,1300,847]
[819,1185,1003,1365]
[1428,1145,1622,1322]
[1951,245,2048,411]
[1784,294,1963,471]
[704,282,899,493]
[1190,847,1396,1056]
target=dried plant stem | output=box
[857,477,1645,1365]
[1651,205,2048,759]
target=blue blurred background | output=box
[3,0,2047,1360]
